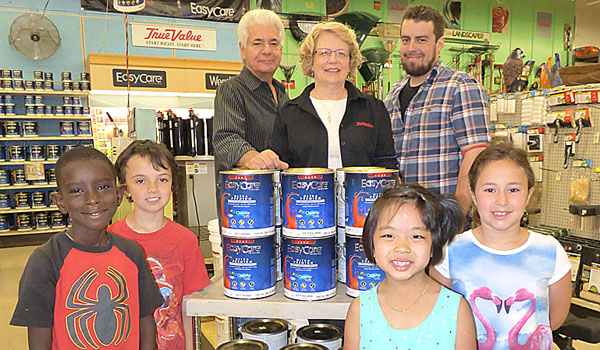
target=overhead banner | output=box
[132,24,217,50]
[81,0,249,23]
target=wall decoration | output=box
[81,0,250,23]
[387,0,408,24]
[537,12,552,38]
[492,6,509,34]
[443,1,461,29]
[326,0,348,17]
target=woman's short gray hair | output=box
[298,22,363,79]
[238,9,285,48]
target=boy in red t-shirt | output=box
[109,140,210,350]
[11,147,163,349]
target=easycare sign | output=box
[132,24,217,51]
[112,69,167,88]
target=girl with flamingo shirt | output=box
[344,184,477,349]
[431,143,571,350]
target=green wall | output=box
[271,0,574,98]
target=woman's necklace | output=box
[314,98,343,124]
[382,277,430,313]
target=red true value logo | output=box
[144,27,203,42]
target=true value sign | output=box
[131,23,217,51]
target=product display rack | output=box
[0,89,93,235]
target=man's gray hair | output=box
[238,9,285,48]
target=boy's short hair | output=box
[362,183,464,267]
[115,140,179,191]
[55,146,116,187]
[402,4,446,41]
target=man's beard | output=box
[401,52,437,77]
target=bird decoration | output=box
[503,48,525,92]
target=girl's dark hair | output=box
[115,140,178,191]
[362,183,464,267]
[468,142,535,192]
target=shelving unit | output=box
[0,87,92,235]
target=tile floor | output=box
[2,244,599,349]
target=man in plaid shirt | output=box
[385,4,490,212]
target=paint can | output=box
[9,146,25,161]
[46,168,56,183]
[283,234,336,301]
[281,168,335,238]
[61,81,72,92]
[24,80,34,91]
[337,226,346,283]
[5,105,14,115]
[220,170,275,237]
[29,145,45,161]
[60,121,75,136]
[72,82,81,91]
[62,96,72,106]
[82,106,90,115]
[14,192,30,208]
[12,169,26,185]
[216,339,268,350]
[23,121,38,137]
[276,225,282,281]
[54,105,64,116]
[223,233,276,299]
[46,145,60,160]
[3,95,13,105]
[26,106,36,115]
[295,324,343,350]
[4,121,20,137]
[1,70,11,79]
[281,344,328,350]
[34,80,44,90]
[0,214,9,231]
[44,80,54,91]
[24,95,35,105]
[241,319,289,350]
[62,144,76,154]
[35,212,49,230]
[0,193,10,208]
[50,212,65,228]
[80,72,90,81]
[63,106,73,117]
[61,71,72,81]
[273,170,282,226]
[343,167,399,236]
[345,233,386,297]
[45,105,54,116]
[31,191,46,208]
[77,121,91,135]
[0,170,10,187]
[2,79,13,90]
[12,70,23,80]
[35,106,45,116]
[72,96,82,106]
[335,168,345,227]
[13,79,24,90]
[81,81,90,91]
[44,72,53,81]
[33,71,43,81]
[34,95,44,105]
[17,213,33,231]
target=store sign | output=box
[205,73,237,90]
[132,24,217,51]
[444,28,490,43]
[81,0,249,23]
[113,69,167,88]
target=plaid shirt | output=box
[385,60,490,195]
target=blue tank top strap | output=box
[359,284,461,348]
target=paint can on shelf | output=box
[241,319,289,350]
[29,145,45,161]
[9,146,25,161]
[33,71,43,81]
[17,213,33,231]
[73,106,83,116]
[50,212,65,228]
[35,212,50,230]
[345,233,386,297]
[44,72,53,81]
[54,105,64,116]
[12,79,24,90]
[281,345,327,350]
[44,80,54,91]
[46,168,56,183]
[64,106,73,117]
[77,121,91,135]
[35,106,45,116]
[295,324,343,350]
[222,233,276,299]
[12,169,26,185]
[31,191,46,208]
[12,70,23,80]
[46,145,60,160]
[26,106,35,115]
[24,80,34,90]
[5,105,14,115]
[24,95,35,105]
[81,81,90,91]
[34,95,44,105]
[80,72,90,81]
[0,193,9,208]
[62,96,72,106]
[2,79,13,90]
[0,215,9,231]
[72,82,81,91]
[23,121,38,136]
[61,72,72,81]
[0,170,10,187]
[34,80,44,90]
[60,121,75,136]
[3,95,13,105]
[1,70,11,79]
[14,191,30,208]
[61,81,72,91]
[45,105,54,116]
[4,121,20,137]
[281,168,335,238]
[282,234,336,301]
[72,96,82,106]
[216,339,268,350]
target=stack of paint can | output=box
[241,319,289,349]
[220,169,276,299]
[280,168,336,301]
[343,167,399,297]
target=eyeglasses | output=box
[313,48,350,58]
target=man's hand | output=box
[237,149,289,170]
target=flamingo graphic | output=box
[469,287,502,350]
[351,191,369,227]
[347,254,362,290]
[285,193,299,229]
[220,193,230,228]
[505,288,552,350]
[283,255,294,290]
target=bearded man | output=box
[385,4,490,213]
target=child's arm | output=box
[27,327,51,350]
[140,315,157,350]
[455,299,477,350]
[343,297,360,350]
[548,273,571,330]
[429,267,452,289]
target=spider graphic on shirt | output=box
[65,266,131,349]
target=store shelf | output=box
[0,160,56,165]
[184,275,352,320]
[0,227,65,236]
[0,115,91,120]
[0,136,93,141]
[573,295,600,312]
[0,207,59,214]
[0,183,56,190]
[1,90,89,96]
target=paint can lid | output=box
[216,339,268,350]
[242,318,288,335]
[296,324,343,342]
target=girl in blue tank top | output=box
[344,184,477,349]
